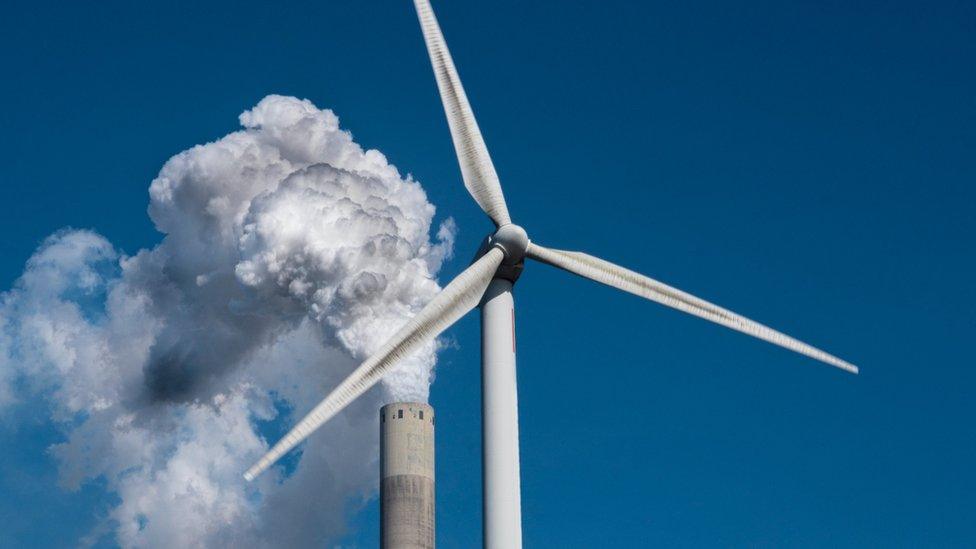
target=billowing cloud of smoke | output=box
[0,95,456,547]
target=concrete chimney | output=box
[380,402,435,549]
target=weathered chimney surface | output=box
[380,402,435,549]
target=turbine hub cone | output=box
[489,224,529,264]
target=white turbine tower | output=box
[244,1,858,546]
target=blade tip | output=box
[835,360,858,375]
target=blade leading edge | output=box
[414,0,512,227]
[244,247,505,481]
[526,242,857,374]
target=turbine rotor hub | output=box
[489,224,529,264]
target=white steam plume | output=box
[0,95,456,547]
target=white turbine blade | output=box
[414,0,512,227]
[244,247,505,481]
[526,242,858,374]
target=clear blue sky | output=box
[1,0,974,546]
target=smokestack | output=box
[380,402,435,549]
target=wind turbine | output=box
[244,1,858,546]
